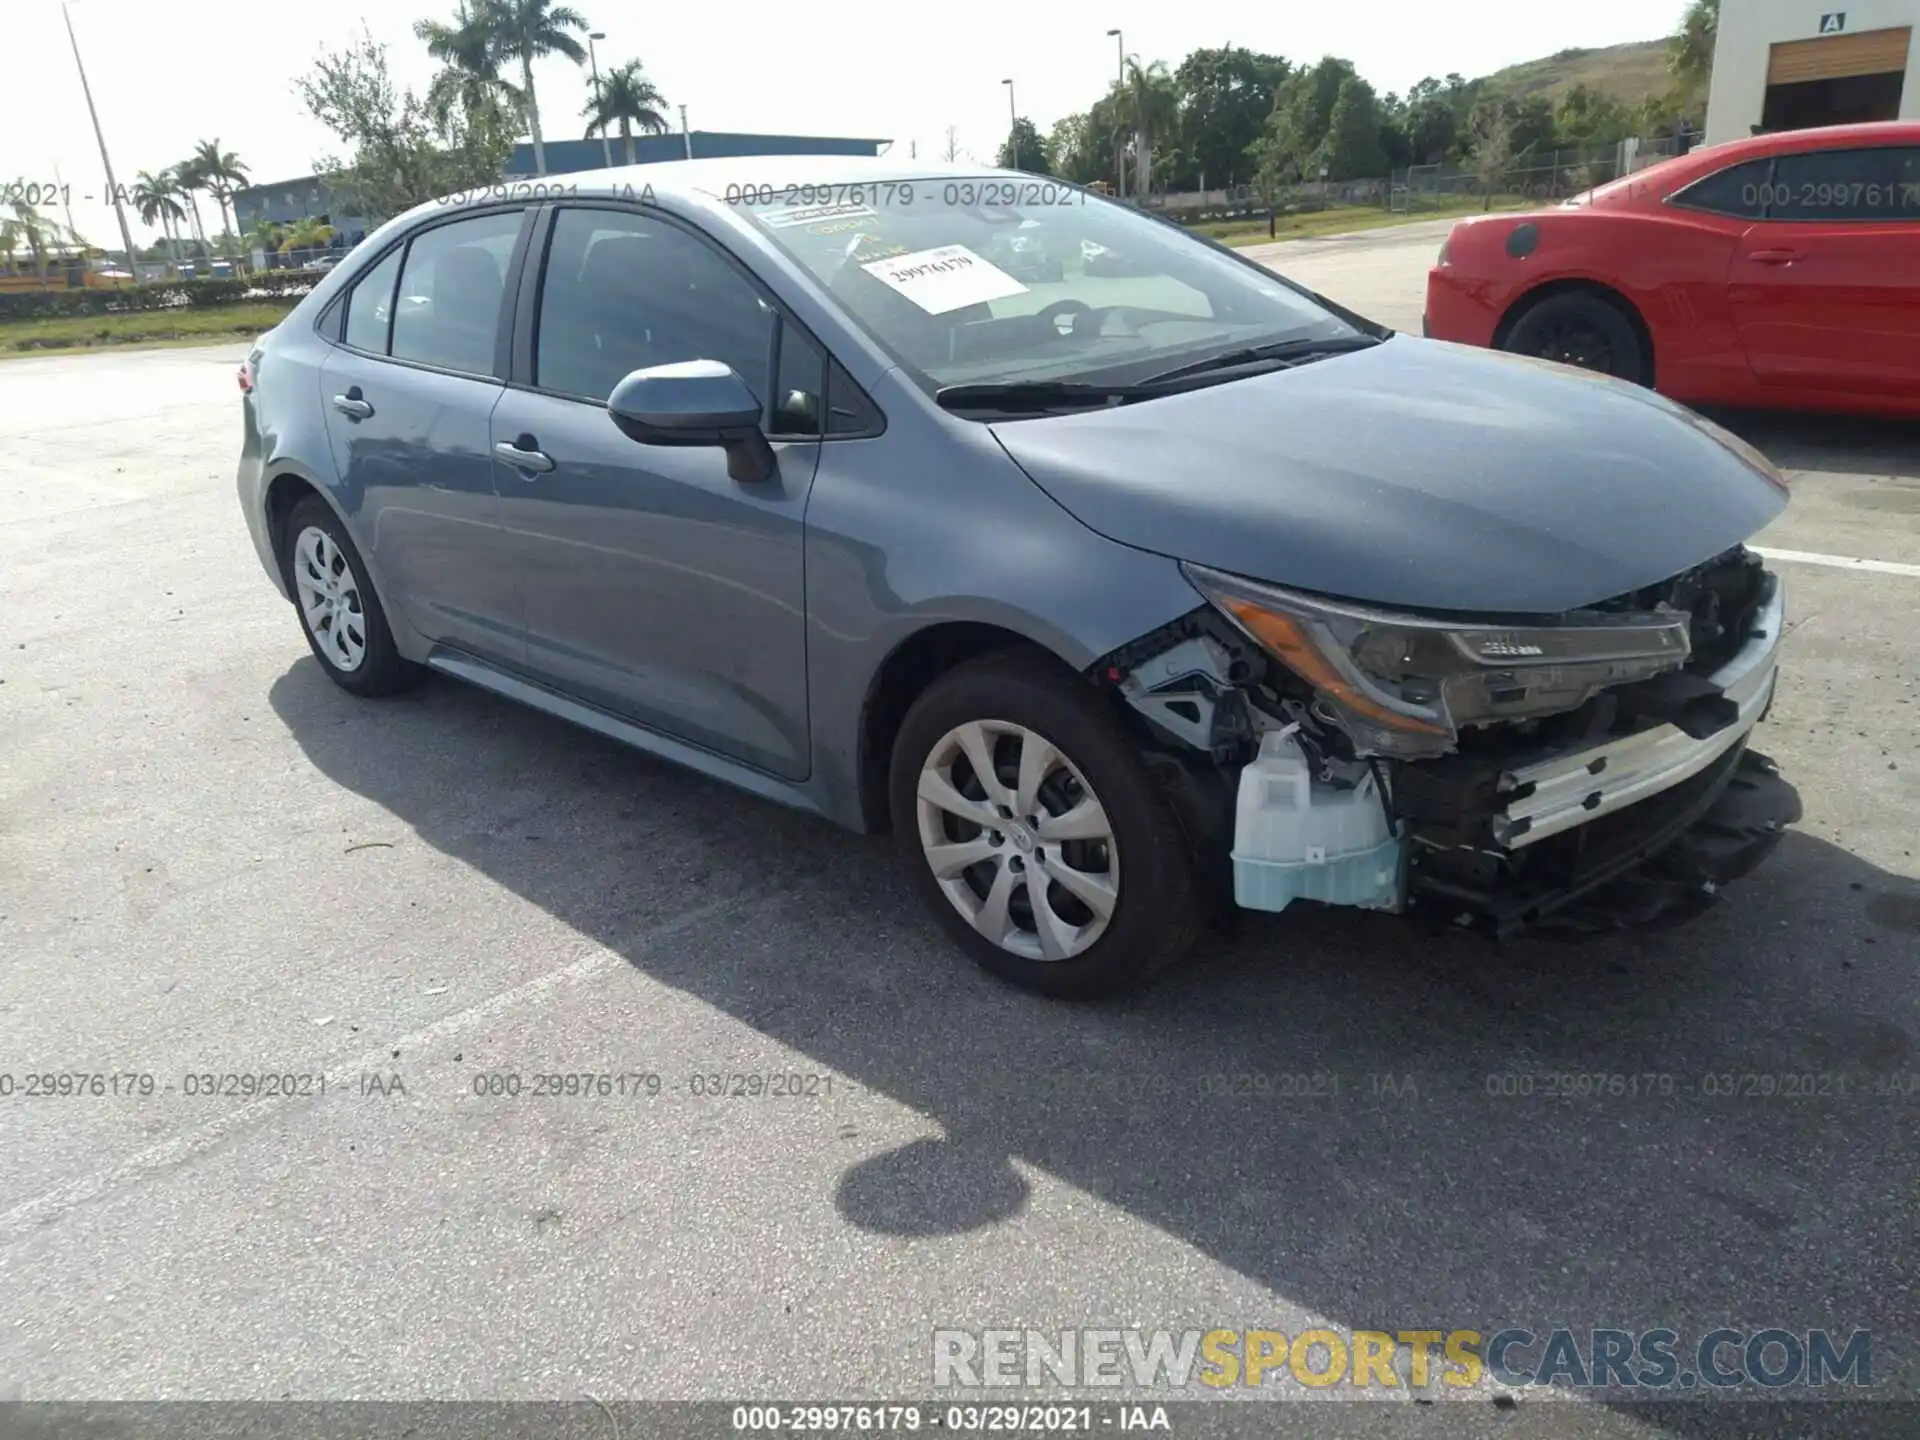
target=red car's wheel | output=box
[1502,292,1651,387]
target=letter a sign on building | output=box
[1819,12,1846,33]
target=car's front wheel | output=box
[889,651,1203,999]
[281,494,422,697]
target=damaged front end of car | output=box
[1092,545,1802,937]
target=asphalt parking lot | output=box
[2,219,1917,1434]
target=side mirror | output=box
[606,360,776,482]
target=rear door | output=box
[318,205,533,664]
[1726,144,1920,397]
[488,203,825,780]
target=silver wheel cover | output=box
[915,719,1120,961]
[292,526,369,673]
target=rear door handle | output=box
[1747,248,1804,265]
[331,394,374,419]
[493,440,555,475]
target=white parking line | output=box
[1754,546,1920,579]
[0,890,790,1247]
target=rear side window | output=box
[535,207,775,406]
[1763,146,1920,221]
[1669,159,1774,219]
[342,248,401,353]
[389,210,523,376]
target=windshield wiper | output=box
[1139,333,1385,387]
[934,381,1164,413]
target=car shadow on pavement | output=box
[271,661,1918,1432]
[1711,410,1920,481]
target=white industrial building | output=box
[1704,0,1919,146]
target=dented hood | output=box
[988,336,1788,615]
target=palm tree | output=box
[192,140,250,254]
[245,218,283,255]
[1670,0,1720,108]
[278,218,334,261]
[414,0,524,132]
[581,59,668,165]
[0,199,77,278]
[130,170,188,272]
[1121,58,1179,202]
[488,0,590,175]
[170,161,209,250]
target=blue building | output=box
[506,131,890,175]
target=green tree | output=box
[489,0,590,175]
[1505,95,1558,159]
[582,59,669,165]
[298,28,519,222]
[1122,57,1180,198]
[414,0,525,134]
[1467,99,1514,208]
[279,218,334,256]
[130,170,187,267]
[245,218,284,255]
[995,117,1051,174]
[1555,83,1631,147]
[172,159,211,248]
[1317,76,1388,180]
[1045,113,1097,182]
[0,199,77,277]
[1172,46,1290,191]
[192,140,250,255]
[1670,0,1720,107]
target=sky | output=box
[6,0,1693,248]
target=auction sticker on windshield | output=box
[861,244,1028,314]
[759,201,880,230]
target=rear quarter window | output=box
[1667,159,1774,219]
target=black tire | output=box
[1502,291,1651,386]
[888,649,1204,1000]
[281,495,423,697]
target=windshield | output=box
[726,177,1361,391]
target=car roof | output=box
[1688,119,1920,167]
[514,154,1038,202]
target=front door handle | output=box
[493,440,555,475]
[331,394,374,419]
[1747,248,1804,265]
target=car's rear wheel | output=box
[888,651,1203,999]
[1502,291,1650,386]
[282,495,422,697]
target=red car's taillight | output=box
[237,358,253,393]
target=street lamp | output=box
[1106,28,1126,198]
[1106,27,1124,86]
[60,1,139,278]
[587,31,611,168]
[679,104,692,160]
[1001,78,1016,160]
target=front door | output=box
[1727,144,1920,398]
[490,205,824,780]
[318,207,530,663]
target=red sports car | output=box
[1425,121,1920,417]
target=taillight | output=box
[237,358,253,393]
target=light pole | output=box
[1105,28,1126,198]
[1001,78,1016,163]
[60,1,138,277]
[679,104,692,160]
[587,31,611,168]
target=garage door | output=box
[1768,26,1912,85]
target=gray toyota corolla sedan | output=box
[236,157,1802,998]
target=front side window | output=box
[389,210,523,375]
[1763,146,1920,221]
[1669,158,1774,219]
[535,208,776,409]
[730,178,1361,392]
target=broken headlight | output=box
[1183,563,1692,760]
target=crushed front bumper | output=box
[1492,576,1784,849]
[1399,572,1800,937]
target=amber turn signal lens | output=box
[1222,597,1450,737]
